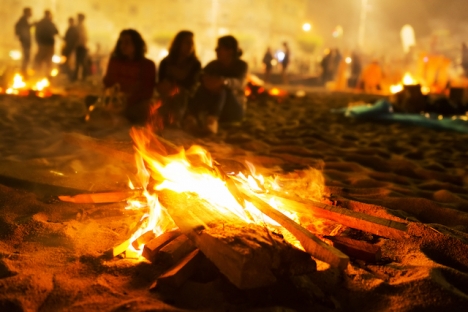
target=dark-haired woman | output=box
[157,31,201,126]
[103,29,156,124]
[185,35,248,134]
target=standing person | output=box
[62,17,79,78]
[103,29,156,124]
[349,51,362,88]
[462,43,468,78]
[185,35,248,134]
[14,7,34,75]
[320,49,332,85]
[157,30,201,127]
[73,13,88,81]
[34,10,58,75]
[262,47,274,83]
[281,42,290,84]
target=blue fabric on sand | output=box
[333,99,468,134]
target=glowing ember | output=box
[6,73,27,94]
[3,73,53,97]
[390,72,430,95]
[390,84,403,94]
[33,78,50,91]
[402,72,417,85]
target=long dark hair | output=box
[111,29,147,60]
[168,30,196,62]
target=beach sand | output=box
[0,89,467,311]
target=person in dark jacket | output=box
[262,47,274,83]
[62,17,79,78]
[14,7,34,75]
[103,29,156,124]
[34,10,58,75]
[185,35,248,134]
[281,42,290,84]
[157,30,201,127]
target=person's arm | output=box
[224,62,248,92]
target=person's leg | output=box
[219,88,244,123]
[44,45,54,75]
[73,48,81,81]
[34,45,44,72]
[21,43,30,75]
[187,86,222,118]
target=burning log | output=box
[324,236,382,263]
[150,249,202,290]
[240,190,349,270]
[131,231,156,250]
[268,194,409,240]
[157,190,317,289]
[156,234,196,267]
[59,190,141,204]
[142,229,182,263]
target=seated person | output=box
[185,35,248,134]
[157,30,201,127]
[103,29,156,124]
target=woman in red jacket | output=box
[103,29,156,124]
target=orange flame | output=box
[125,128,326,256]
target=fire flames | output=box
[3,73,53,97]
[124,128,325,257]
[390,72,430,95]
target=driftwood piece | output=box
[240,191,349,270]
[59,190,141,204]
[142,229,182,263]
[156,234,196,266]
[269,194,409,240]
[150,249,202,290]
[324,236,382,263]
[158,190,316,289]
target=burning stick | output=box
[142,229,182,262]
[267,194,409,240]
[324,236,382,263]
[59,190,141,204]
[156,234,196,267]
[239,189,349,270]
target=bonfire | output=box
[60,126,410,290]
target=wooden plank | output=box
[59,190,141,204]
[142,229,182,263]
[240,190,349,270]
[157,190,316,289]
[156,234,196,266]
[324,236,382,263]
[268,194,409,240]
[132,230,156,250]
[150,249,202,290]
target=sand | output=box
[0,88,468,311]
